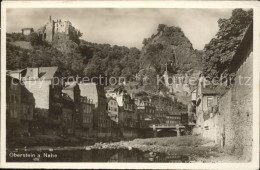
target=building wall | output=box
[166,115,181,125]
[80,98,94,137]
[121,128,137,138]
[197,49,253,160]
[108,99,119,123]
[79,83,99,107]
[108,100,118,115]
[22,29,32,35]
[23,80,51,111]
[6,77,35,137]
[54,20,71,34]
[220,51,253,160]
[61,107,73,136]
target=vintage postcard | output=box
[1,1,259,169]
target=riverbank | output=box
[88,135,245,163]
[8,135,246,163]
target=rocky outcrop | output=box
[139,24,202,75]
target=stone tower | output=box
[45,16,55,42]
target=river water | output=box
[7,148,190,162]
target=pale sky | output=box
[7,8,234,50]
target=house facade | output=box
[165,114,181,125]
[79,82,111,138]
[80,96,94,137]
[10,67,64,135]
[6,75,35,137]
[135,98,155,121]
[154,107,167,124]
[107,88,137,138]
[193,81,219,137]
[118,93,137,138]
[61,93,74,136]
[62,82,81,135]
[107,97,119,123]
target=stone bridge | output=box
[149,124,185,137]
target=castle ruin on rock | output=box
[38,16,80,42]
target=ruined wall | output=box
[45,21,54,42]
[219,50,253,160]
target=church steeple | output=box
[164,62,168,75]
[163,62,169,87]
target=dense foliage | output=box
[6,33,141,79]
[202,9,253,78]
[79,41,141,79]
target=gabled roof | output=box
[78,82,106,98]
[7,69,25,74]
[107,96,116,102]
[24,67,58,80]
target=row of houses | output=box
[6,67,189,139]
[189,23,253,160]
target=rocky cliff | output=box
[139,24,202,75]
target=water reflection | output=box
[7,149,189,162]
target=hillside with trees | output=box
[6,33,141,79]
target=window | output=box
[207,97,214,107]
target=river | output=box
[7,148,190,162]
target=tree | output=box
[157,24,166,32]
[203,9,253,79]
[28,32,42,45]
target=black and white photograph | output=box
[1,1,259,169]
